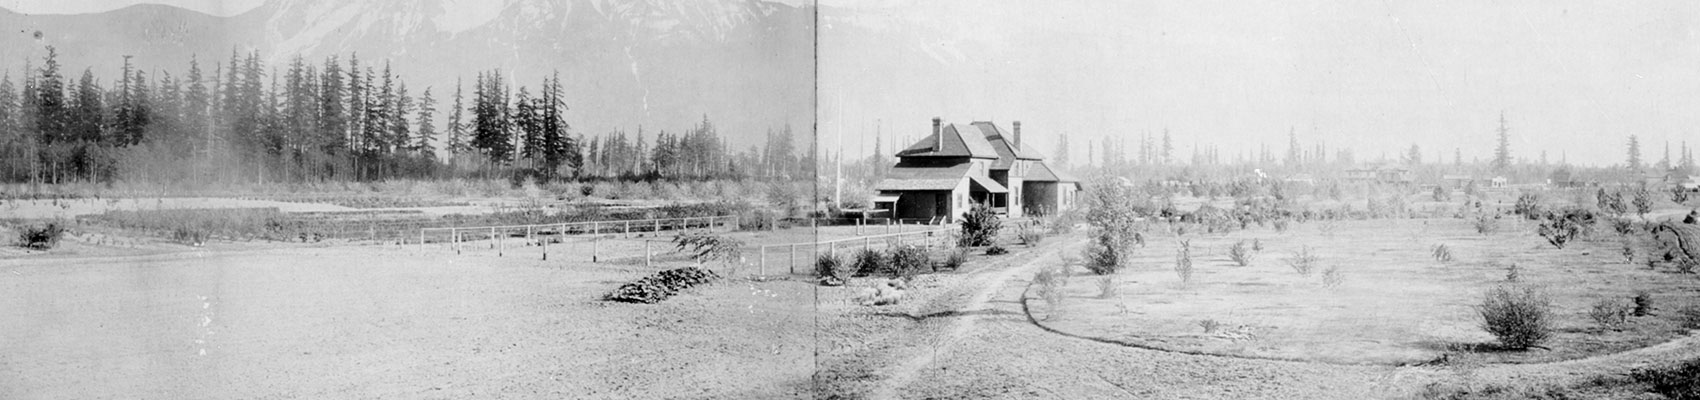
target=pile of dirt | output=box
[605,267,721,303]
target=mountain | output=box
[0,0,814,147]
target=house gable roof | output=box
[896,123,1000,159]
[874,161,973,191]
[1023,161,1079,183]
[968,122,1043,170]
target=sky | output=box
[819,0,1700,168]
[0,0,263,16]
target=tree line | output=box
[0,46,809,187]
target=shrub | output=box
[985,245,1009,256]
[1017,224,1046,247]
[942,248,969,270]
[1633,186,1654,220]
[1538,208,1596,249]
[17,222,66,250]
[605,267,721,303]
[1505,263,1521,282]
[1588,298,1632,330]
[1228,240,1255,267]
[1432,244,1454,263]
[958,203,1002,247]
[815,253,848,286]
[1611,218,1637,236]
[171,226,210,246]
[1032,265,1067,319]
[1622,239,1638,263]
[887,244,930,280]
[1285,246,1319,275]
[1198,319,1221,333]
[1095,276,1117,299]
[1433,186,1452,202]
[1473,214,1500,236]
[1513,193,1542,220]
[1174,240,1195,286]
[1478,285,1554,350]
[1633,291,1654,317]
[1627,358,1700,400]
[851,247,886,277]
[1271,218,1290,233]
[1321,265,1344,288]
[672,233,745,266]
[1082,232,1122,275]
[1680,304,1700,329]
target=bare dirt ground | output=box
[0,243,818,399]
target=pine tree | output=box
[1161,128,1172,165]
[445,77,467,156]
[1286,127,1301,167]
[317,55,346,155]
[1054,134,1069,167]
[36,47,67,144]
[1405,144,1421,165]
[1493,111,1511,170]
[413,87,436,158]
[69,68,104,143]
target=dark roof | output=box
[968,122,1043,170]
[897,123,1000,159]
[874,161,973,191]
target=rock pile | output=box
[605,267,721,303]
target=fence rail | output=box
[419,215,738,256]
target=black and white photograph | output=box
[2,0,1700,398]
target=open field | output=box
[1034,217,1700,365]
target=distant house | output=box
[873,118,1079,222]
[1441,174,1474,190]
[1346,164,1413,184]
[1282,173,1316,185]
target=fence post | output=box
[489,227,496,249]
[655,219,660,235]
[864,237,870,251]
[593,237,600,263]
[592,221,599,236]
[645,240,651,267]
[625,221,631,238]
[497,227,504,257]
[451,228,459,254]
[760,245,766,276]
[789,244,797,274]
[541,229,548,261]
[419,229,425,253]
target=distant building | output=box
[1345,164,1413,184]
[872,118,1080,222]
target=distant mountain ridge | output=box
[0,0,814,145]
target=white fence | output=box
[419,215,738,257]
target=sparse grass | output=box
[1285,246,1320,275]
[1478,285,1554,350]
[1227,239,1255,267]
[1587,298,1632,330]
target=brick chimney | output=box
[1012,121,1022,151]
[932,117,942,152]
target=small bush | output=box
[1622,240,1637,263]
[942,248,968,270]
[1633,291,1654,317]
[851,247,886,277]
[1611,218,1637,236]
[1174,241,1195,286]
[1588,298,1632,330]
[958,203,1002,247]
[1082,233,1122,275]
[1198,319,1221,333]
[1228,240,1255,267]
[17,222,66,250]
[887,245,930,280]
[1679,304,1700,329]
[1478,285,1554,350]
[1474,214,1500,236]
[1032,265,1068,318]
[815,253,849,286]
[1017,225,1046,247]
[1513,193,1542,219]
[1286,246,1320,275]
[1505,263,1521,283]
[1538,208,1597,249]
[1320,265,1344,288]
[1271,218,1290,233]
[985,245,1009,255]
[1432,244,1454,263]
[1095,276,1117,299]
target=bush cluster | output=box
[1228,239,1256,267]
[851,248,885,277]
[815,253,851,286]
[1588,298,1632,330]
[17,222,65,250]
[1478,285,1553,350]
[887,245,931,280]
[1538,207,1597,249]
[605,267,721,303]
[958,203,1002,247]
[1082,232,1122,275]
